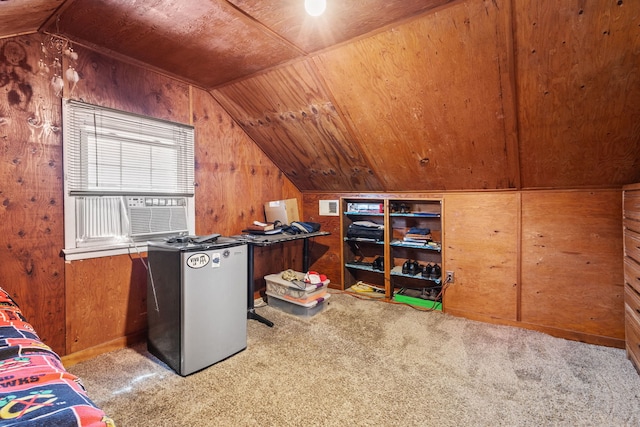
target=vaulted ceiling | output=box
[2,0,640,192]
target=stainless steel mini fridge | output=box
[146,237,247,376]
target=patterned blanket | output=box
[0,288,114,426]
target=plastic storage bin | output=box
[266,292,331,317]
[264,271,329,305]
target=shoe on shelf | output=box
[408,260,420,275]
[422,263,433,279]
[402,259,411,274]
[430,264,441,281]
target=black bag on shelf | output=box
[347,222,384,241]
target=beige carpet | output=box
[69,292,640,426]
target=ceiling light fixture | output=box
[304,0,326,16]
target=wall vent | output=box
[319,199,339,216]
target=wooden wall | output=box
[516,0,640,189]
[519,191,623,345]
[0,36,66,354]
[443,192,520,321]
[302,189,624,348]
[0,34,301,359]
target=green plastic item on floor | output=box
[393,294,442,311]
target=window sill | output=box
[62,242,152,261]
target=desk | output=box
[238,231,330,327]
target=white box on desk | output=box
[264,198,300,225]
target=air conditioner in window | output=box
[125,196,189,238]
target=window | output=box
[62,99,195,260]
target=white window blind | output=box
[63,99,194,196]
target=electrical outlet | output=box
[445,271,454,283]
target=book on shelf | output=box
[404,233,432,240]
[403,226,432,242]
[402,238,431,244]
[407,227,430,235]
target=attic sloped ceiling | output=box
[216,0,640,191]
[1,0,639,192]
[40,0,302,88]
[212,0,640,191]
[0,0,63,37]
[225,0,454,54]
[37,0,454,89]
[214,60,383,192]
[214,0,519,191]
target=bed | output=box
[0,287,114,426]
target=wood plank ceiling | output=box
[1,0,639,192]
